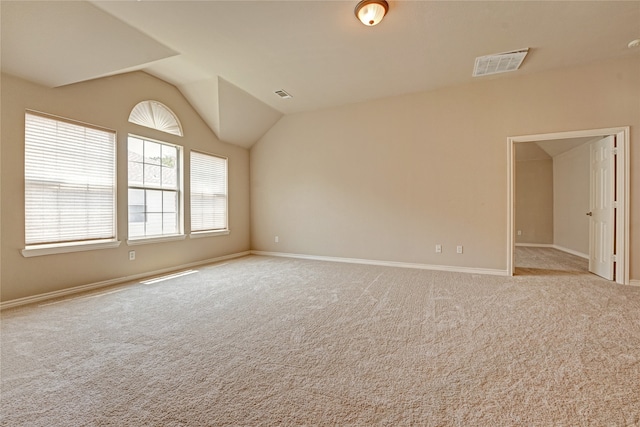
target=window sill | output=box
[189,229,230,239]
[22,240,122,258]
[127,234,186,246]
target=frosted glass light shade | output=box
[355,0,388,26]
[129,100,183,136]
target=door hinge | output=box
[612,147,618,155]
[613,201,618,208]
[612,254,618,262]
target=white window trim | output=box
[23,110,118,253]
[127,234,186,246]
[127,134,185,240]
[22,239,121,258]
[189,229,230,239]
[190,150,229,234]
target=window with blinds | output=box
[190,151,228,233]
[24,111,117,246]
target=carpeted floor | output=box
[1,248,639,426]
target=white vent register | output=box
[274,89,292,99]
[473,48,529,77]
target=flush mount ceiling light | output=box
[355,0,388,26]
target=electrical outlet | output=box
[275,236,279,243]
[517,230,522,236]
[435,244,442,253]
[457,246,463,254]
[129,250,135,261]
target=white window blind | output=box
[24,112,116,246]
[190,151,228,232]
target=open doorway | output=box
[507,127,629,285]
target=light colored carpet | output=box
[1,248,639,426]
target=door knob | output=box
[586,212,593,216]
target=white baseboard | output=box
[0,251,251,311]
[516,243,589,259]
[251,251,509,277]
[551,245,589,259]
[515,243,553,248]
[630,280,640,287]
[5,247,627,309]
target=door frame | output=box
[507,127,630,285]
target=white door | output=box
[589,136,615,280]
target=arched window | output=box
[128,100,183,136]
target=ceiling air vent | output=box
[473,48,529,77]
[274,89,292,99]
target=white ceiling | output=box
[515,137,600,161]
[535,137,600,158]
[2,1,639,148]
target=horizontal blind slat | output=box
[24,112,116,245]
[190,151,227,232]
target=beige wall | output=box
[1,72,251,302]
[251,56,639,278]
[2,56,638,304]
[553,142,591,256]
[515,159,554,245]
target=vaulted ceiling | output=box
[2,1,639,148]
